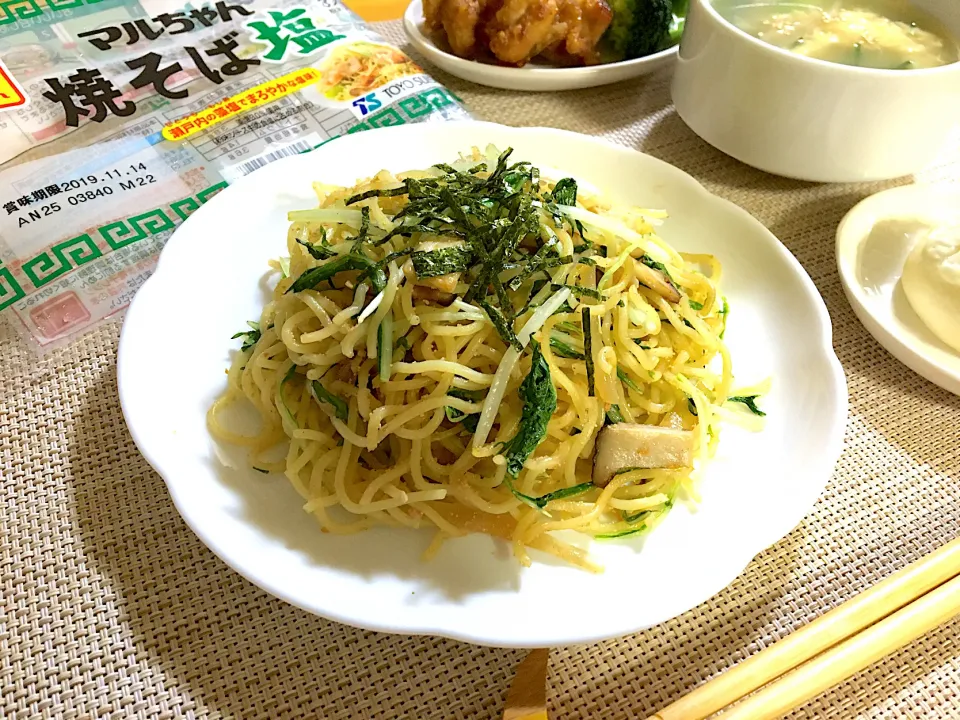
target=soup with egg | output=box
[712,0,959,69]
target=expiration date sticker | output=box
[0,136,191,258]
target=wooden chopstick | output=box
[648,536,960,720]
[713,573,960,719]
[502,649,549,720]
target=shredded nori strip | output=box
[412,245,472,278]
[552,283,604,301]
[583,306,595,397]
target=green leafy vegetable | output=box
[444,388,484,432]
[617,366,640,392]
[551,300,575,316]
[598,500,674,539]
[310,380,348,422]
[688,299,704,311]
[550,178,578,206]
[350,206,372,252]
[605,404,625,424]
[623,499,673,524]
[231,321,261,352]
[287,253,386,294]
[411,245,472,278]
[277,364,299,429]
[687,397,698,416]
[508,481,594,510]
[296,227,335,260]
[502,342,557,478]
[548,178,585,235]
[555,321,581,336]
[252,467,269,474]
[622,509,651,524]
[596,525,649,540]
[728,395,766,417]
[550,336,585,360]
[639,254,677,285]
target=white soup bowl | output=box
[672,0,960,182]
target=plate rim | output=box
[835,183,960,398]
[119,121,848,646]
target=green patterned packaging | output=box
[0,0,470,348]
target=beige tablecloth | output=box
[3,20,960,719]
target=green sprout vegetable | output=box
[508,482,595,510]
[728,395,766,417]
[550,336,585,360]
[231,320,261,352]
[606,404,625,424]
[310,380,348,422]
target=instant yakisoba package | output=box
[0,0,469,349]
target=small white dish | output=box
[672,0,960,182]
[118,121,846,647]
[837,184,960,396]
[402,0,677,92]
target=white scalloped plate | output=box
[403,0,678,92]
[118,122,846,648]
[837,184,960,397]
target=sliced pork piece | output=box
[592,423,694,487]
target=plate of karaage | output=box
[403,0,683,91]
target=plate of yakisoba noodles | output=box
[118,122,846,647]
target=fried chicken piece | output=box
[486,0,567,65]
[557,0,613,63]
[423,0,490,58]
[425,0,612,66]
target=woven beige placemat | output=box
[3,21,960,719]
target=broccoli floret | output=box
[667,0,689,46]
[605,0,690,60]
[605,0,674,60]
